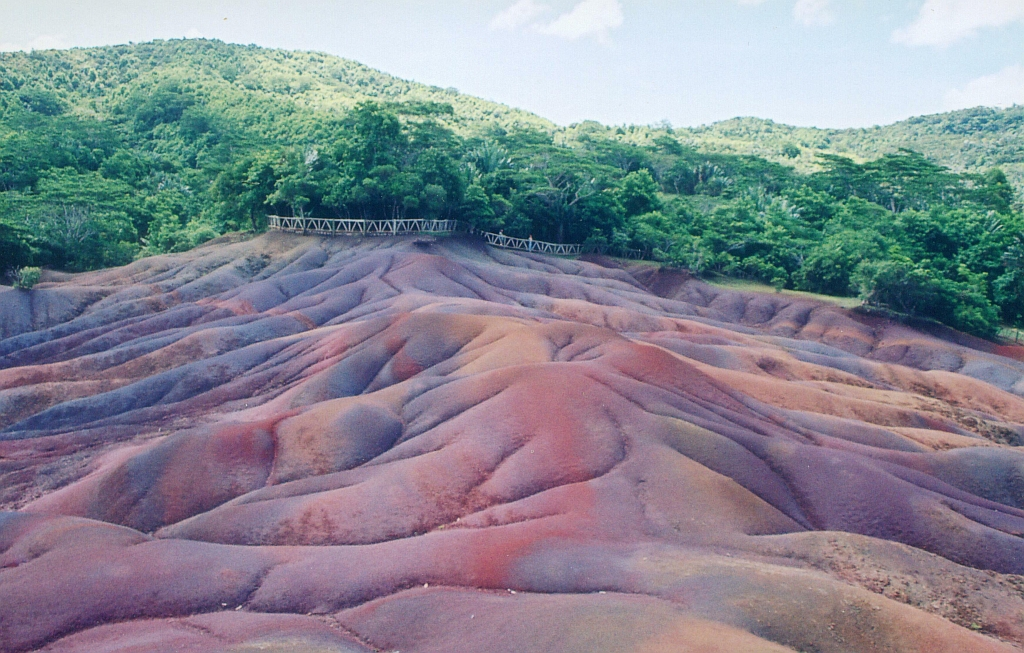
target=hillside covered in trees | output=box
[595,108,1024,190]
[0,39,1021,337]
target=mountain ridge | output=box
[572,107,1024,188]
[2,39,1022,186]
[0,39,556,137]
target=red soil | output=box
[1,232,1023,652]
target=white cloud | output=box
[944,64,1024,110]
[185,27,205,39]
[490,0,550,31]
[893,0,1024,47]
[537,0,624,41]
[793,0,834,26]
[0,34,68,52]
[738,0,769,5]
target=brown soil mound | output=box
[2,233,1023,652]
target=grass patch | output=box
[1000,327,1023,344]
[704,275,864,309]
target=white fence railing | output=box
[267,216,648,260]
[481,231,584,257]
[268,216,458,236]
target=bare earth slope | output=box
[1,233,1024,653]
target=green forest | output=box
[0,39,1022,338]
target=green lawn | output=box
[704,276,864,309]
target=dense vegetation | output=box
[584,108,1024,191]
[0,40,1021,338]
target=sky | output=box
[1,0,1022,129]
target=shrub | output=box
[12,266,42,290]
[795,229,885,296]
[854,258,1001,338]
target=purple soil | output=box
[1,232,1023,652]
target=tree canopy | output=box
[0,40,1021,338]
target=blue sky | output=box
[1,0,1022,129]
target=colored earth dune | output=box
[2,232,1024,652]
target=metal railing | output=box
[481,231,584,257]
[268,216,459,236]
[267,215,645,260]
